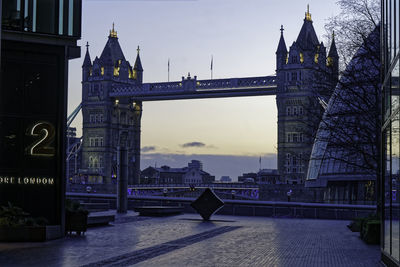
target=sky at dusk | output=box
[68,0,341,180]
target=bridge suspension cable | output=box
[67,103,82,128]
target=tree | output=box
[324,0,380,69]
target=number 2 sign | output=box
[26,122,56,157]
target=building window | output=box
[292,72,298,81]
[292,155,297,166]
[299,106,304,115]
[287,133,292,142]
[293,107,298,115]
[286,106,292,116]
[88,156,93,168]
[293,133,298,142]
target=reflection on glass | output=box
[392,115,400,260]
[2,0,80,37]
[385,128,392,255]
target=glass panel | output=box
[393,54,400,261]
[35,0,55,34]
[58,0,63,35]
[385,127,392,255]
[385,81,392,120]
[391,0,396,61]
[392,114,399,260]
[2,0,22,30]
[392,60,399,115]
[68,0,73,36]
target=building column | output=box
[117,146,128,213]
[133,101,142,184]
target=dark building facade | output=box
[1,0,81,237]
[80,28,143,185]
[276,8,338,184]
[381,0,400,265]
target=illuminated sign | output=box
[26,122,55,157]
[0,176,54,185]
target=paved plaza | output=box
[0,212,380,267]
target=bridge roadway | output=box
[110,75,277,101]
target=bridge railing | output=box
[110,76,277,97]
[128,183,259,189]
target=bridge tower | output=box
[81,26,143,185]
[276,7,338,184]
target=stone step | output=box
[80,202,109,212]
[87,214,115,226]
[133,206,184,216]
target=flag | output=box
[210,55,213,71]
[168,58,170,72]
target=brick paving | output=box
[0,212,380,267]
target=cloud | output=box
[181,142,206,148]
[141,146,157,153]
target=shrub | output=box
[0,202,48,227]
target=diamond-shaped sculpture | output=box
[191,188,224,220]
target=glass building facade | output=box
[2,0,81,37]
[382,0,400,265]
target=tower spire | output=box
[276,25,287,54]
[109,23,117,38]
[134,45,143,83]
[82,41,92,67]
[305,4,312,21]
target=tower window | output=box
[286,106,292,116]
[287,133,292,142]
[292,72,297,81]
[293,133,298,142]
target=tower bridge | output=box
[75,7,338,186]
[110,75,277,100]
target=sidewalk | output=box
[0,212,380,266]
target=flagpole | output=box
[168,58,170,82]
[210,55,213,80]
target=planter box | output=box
[0,225,61,242]
[66,211,88,235]
[361,220,380,244]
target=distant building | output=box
[257,169,280,184]
[239,170,280,184]
[220,176,232,183]
[140,160,215,185]
[238,173,257,182]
